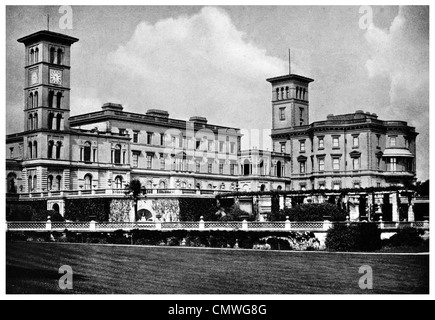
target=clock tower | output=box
[18,30,78,133]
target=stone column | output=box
[391,192,399,222]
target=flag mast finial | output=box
[289,48,291,75]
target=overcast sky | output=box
[5,5,429,180]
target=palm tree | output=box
[124,178,147,221]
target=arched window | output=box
[48,113,54,130]
[243,159,251,176]
[159,181,166,189]
[28,175,32,192]
[56,113,62,130]
[276,161,282,178]
[34,112,38,129]
[33,175,37,191]
[47,175,54,190]
[207,184,213,190]
[28,92,33,109]
[48,91,54,109]
[55,141,61,159]
[57,49,63,65]
[34,91,38,108]
[52,203,60,213]
[84,141,91,162]
[259,160,264,176]
[56,175,62,191]
[115,176,123,189]
[28,114,33,131]
[33,141,38,158]
[286,86,289,99]
[114,144,121,164]
[56,92,62,108]
[47,140,54,159]
[276,88,280,100]
[30,48,34,64]
[260,184,266,192]
[50,47,56,64]
[84,174,92,190]
[34,48,39,63]
[281,87,284,100]
[7,173,17,194]
[28,141,32,159]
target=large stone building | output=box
[267,74,417,191]
[6,29,418,219]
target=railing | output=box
[6,220,429,233]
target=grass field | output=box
[6,241,429,294]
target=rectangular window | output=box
[230,142,235,154]
[171,136,176,148]
[388,158,397,172]
[377,182,381,188]
[300,161,306,173]
[353,136,359,148]
[352,158,360,170]
[377,157,381,170]
[318,137,324,149]
[196,161,201,172]
[333,158,340,171]
[208,140,213,152]
[300,141,305,152]
[133,131,139,143]
[390,137,396,147]
[208,163,213,174]
[160,154,165,170]
[279,107,286,121]
[123,151,126,164]
[160,134,165,146]
[333,182,341,190]
[196,139,201,150]
[230,164,235,175]
[353,182,361,189]
[119,128,125,136]
[318,158,325,172]
[132,153,138,168]
[93,149,96,162]
[147,132,153,145]
[376,134,381,147]
[219,163,224,174]
[319,182,326,190]
[333,137,340,148]
[281,143,286,153]
[219,141,225,153]
[146,154,153,169]
[10,147,14,158]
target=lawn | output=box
[6,241,429,294]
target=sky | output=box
[5,5,429,181]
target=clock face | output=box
[30,70,39,85]
[49,69,62,85]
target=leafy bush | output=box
[64,198,111,221]
[387,227,423,247]
[32,210,64,222]
[281,203,347,222]
[179,198,219,221]
[326,223,382,252]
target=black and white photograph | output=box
[3,3,431,301]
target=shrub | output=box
[179,198,219,221]
[388,227,423,247]
[281,203,347,222]
[6,205,35,221]
[326,223,382,252]
[325,224,358,252]
[32,210,64,222]
[64,198,111,221]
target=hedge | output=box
[325,223,382,252]
[179,198,219,221]
[64,198,111,221]
[277,203,347,222]
[6,200,48,221]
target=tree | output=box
[416,180,429,197]
[124,179,146,221]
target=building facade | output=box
[6,30,418,220]
[268,75,417,191]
